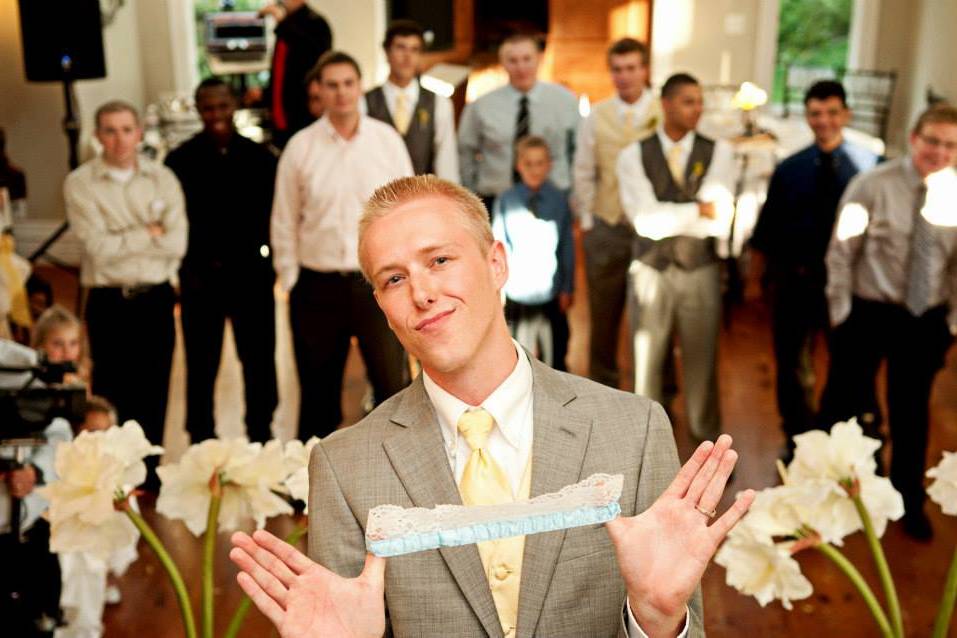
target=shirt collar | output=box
[656,125,695,153]
[317,114,368,143]
[91,155,155,180]
[422,340,532,451]
[384,79,420,103]
[614,90,652,115]
[507,82,541,103]
[904,155,927,189]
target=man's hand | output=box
[606,435,754,638]
[697,202,716,219]
[146,222,166,238]
[6,465,38,498]
[229,530,387,638]
[558,292,574,313]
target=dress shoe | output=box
[902,510,933,541]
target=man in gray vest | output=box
[364,20,459,182]
[616,73,736,443]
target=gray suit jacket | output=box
[308,358,705,637]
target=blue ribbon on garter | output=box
[366,502,621,557]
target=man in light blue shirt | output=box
[458,33,580,211]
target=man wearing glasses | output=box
[819,104,957,541]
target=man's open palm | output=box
[230,530,386,638]
[606,435,754,634]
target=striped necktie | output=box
[905,184,933,316]
[513,96,530,183]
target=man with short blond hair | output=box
[573,37,660,389]
[819,103,957,540]
[271,50,413,441]
[232,173,755,638]
[64,100,187,486]
[458,33,579,211]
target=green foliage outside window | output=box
[773,0,853,104]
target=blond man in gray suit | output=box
[230,176,753,637]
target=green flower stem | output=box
[203,486,223,638]
[223,524,308,638]
[817,542,893,638]
[932,545,957,638]
[124,507,198,638]
[851,495,903,638]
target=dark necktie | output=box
[513,96,530,183]
[905,184,933,316]
[527,191,541,218]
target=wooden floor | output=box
[39,254,956,637]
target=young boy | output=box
[492,136,574,370]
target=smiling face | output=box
[910,121,957,178]
[196,84,236,142]
[362,195,511,379]
[805,96,849,151]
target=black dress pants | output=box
[289,269,407,440]
[505,297,569,371]
[818,298,953,514]
[86,283,175,487]
[180,267,278,443]
[768,272,830,444]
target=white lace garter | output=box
[365,473,623,557]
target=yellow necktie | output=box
[457,409,513,506]
[667,143,686,187]
[0,233,32,328]
[393,92,411,136]
[623,108,635,132]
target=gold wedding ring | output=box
[695,504,717,519]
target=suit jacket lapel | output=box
[516,360,594,638]
[382,377,504,638]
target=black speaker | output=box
[17,0,106,82]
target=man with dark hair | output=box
[573,37,659,389]
[64,100,187,487]
[459,33,579,213]
[749,80,877,462]
[260,0,332,147]
[363,20,458,182]
[617,73,735,444]
[272,51,413,441]
[819,104,957,540]
[164,78,279,444]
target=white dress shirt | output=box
[270,115,414,290]
[573,91,656,230]
[361,80,460,183]
[422,342,688,638]
[617,127,736,241]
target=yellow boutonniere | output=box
[691,161,704,179]
[644,115,658,130]
[417,108,430,127]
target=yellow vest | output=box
[592,97,661,225]
[475,459,532,638]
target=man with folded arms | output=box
[233,175,753,637]
[64,101,186,486]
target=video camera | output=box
[0,340,86,445]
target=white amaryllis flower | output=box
[39,422,161,558]
[715,524,813,610]
[788,419,881,483]
[927,451,957,515]
[156,438,293,536]
[282,437,320,508]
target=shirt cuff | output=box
[279,266,300,293]
[829,295,852,328]
[625,600,689,638]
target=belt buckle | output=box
[121,284,145,299]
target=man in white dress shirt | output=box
[573,38,660,389]
[458,33,580,212]
[617,73,736,443]
[271,51,414,441]
[364,19,459,182]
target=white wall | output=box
[309,0,388,88]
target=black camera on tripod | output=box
[0,351,86,442]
